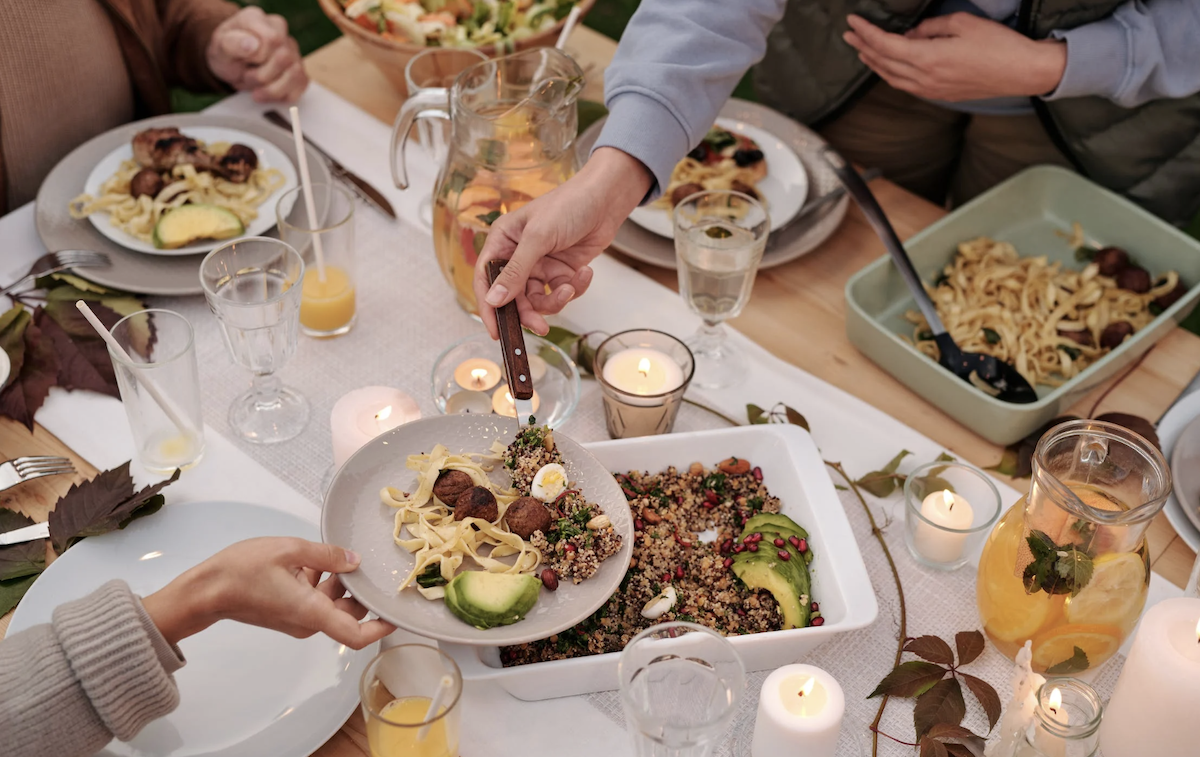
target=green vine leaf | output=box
[854,449,912,498]
[914,678,966,741]
[745,402,809,429]
[868,660,946,699]
[747,404,768,424]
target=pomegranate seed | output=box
[811,617,825,627]
[734,544,746,553]
[777,550,791,561]
[797,538,808,553]
[634,519,644,531]
[721,539,733,553]
[722,557,733,569]
[675,565,685,579]
[773,537,785,547]
[736,608,747,616]
[752,466,763,481]
[738,510,748,521]
[702,501,716,510]
[751,533,764,543]
[662,573,671,583]
[810,601,819,612]
[564,543,576,552]
[748,543,759,553]
[788,535,800,548]
[743,534,754,544]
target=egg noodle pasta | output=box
[651,157,766,211]
[382,442,541,600]
[906,236,1178,387]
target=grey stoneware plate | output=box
[1170,411,1200,540]
[36,113,330,296]
[1160,390,1200,552]
[575,98,849,270]
[323,414,633,646]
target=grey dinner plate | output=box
[1172,414,1200,537]
[35,113,331,296]
[575,98,849,270]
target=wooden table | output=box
[2,24,1198,756]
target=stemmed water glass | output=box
[200,237,309,444]
[673,189,769,389]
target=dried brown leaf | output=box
[914,678,966,740]
[905,635,956,665]
[49,464,179,553]
[0,317,60,430]
[961,673,1002,732]
[37,308,119,398]
[868,660,946,699]
[955,630,985,666]
[921,738,950,757]
[1094,412,1160,451]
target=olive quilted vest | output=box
[753,0,1200,224]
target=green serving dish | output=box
[845,166,1200,446]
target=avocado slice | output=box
[733,535,811,588]
[443,571,541,630]
[744,513,809,539]
[732,560,809,629]
[739,525,815,566]
[152,204,244,249]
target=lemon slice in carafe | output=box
[1065,552,1148,629]
[1031,624,1123,671]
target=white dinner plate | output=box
[9,501,372,757]
[80,127,298,256]
[626,118,808,239]
[1171,414,1200,538]
[1159,390,1200,551]
[0,348,10,388]
[323,415,633,646]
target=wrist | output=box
[143,563,223,645]
[583,147,654,212]
[1032,39,1067,96]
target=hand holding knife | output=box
[488,261,535,428]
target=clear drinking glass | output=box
[276,182,357,338]
[618,622,745,757]
[108,309,205,473]
[360,644,462,757]
[594,330,695,439]
[673,190,769,389]
[199,237,309,444]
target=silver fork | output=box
[1,250,111,297]
[0,455,76,491]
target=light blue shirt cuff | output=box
[1044,21,1129,103]
[591,92,690,204]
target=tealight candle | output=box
[1099,598,1200,757]
[453,358,502,392]
[600,347,684,405]
[330,387,420,467]
[752,664,844,757]
[527,353,547,383]
[444,390,493,415]
[912,489,974,563]
[491,386,540,418]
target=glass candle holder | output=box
[276,182,357,338]
[904,460,1002,570]
[1016,680,1102,757]
[594,330,695,439]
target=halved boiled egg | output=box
[530,463,568,503]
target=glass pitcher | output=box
[390,48,583,314]
[976,420,1171,674]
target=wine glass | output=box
[199,237,309,443]
[673,190,769,388]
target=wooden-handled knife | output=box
[487,261,534,427]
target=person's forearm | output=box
[142,562,221,646]
[592,0,788,198]
[1045,0,1200,107]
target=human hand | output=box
[142,537,395,649]
[843,13,1067,102]
[474,147,653,337]
[206,6,308,103]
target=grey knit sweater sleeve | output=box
[0,579,186,757]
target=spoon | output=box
[819,146,1038,405]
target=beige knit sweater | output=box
[0,580,186,757]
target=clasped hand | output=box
[206,7,308,103]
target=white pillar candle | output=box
[453,358,502,392]
[1099,598,1200,757]
[491,387,540,418]
[600,347,684,406]
[751,664,844,757]
[331,387,420,467]
[912,489,974,563]
[445,390,493,415]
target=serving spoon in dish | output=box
[820,147,1038,405]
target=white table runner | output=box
[0,83,1180,756]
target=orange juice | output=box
[367,696,455,757]
[299,265,355,334]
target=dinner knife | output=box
[0,520,49,546]
[487,261,535,429]
[263,110,397,220]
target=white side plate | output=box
[1160,392,1200,551]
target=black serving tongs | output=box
[487,261,536,427]
[819,147,1038,405]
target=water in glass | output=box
[210,268,301,374]
[678,220,764,323]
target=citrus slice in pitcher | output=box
[978,524,1050,642]
[1065,552,1148,629]
[1031,624,1122,672]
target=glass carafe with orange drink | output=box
[391,48,583,314]
[976,420,1171,675]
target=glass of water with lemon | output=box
[975,419,1172,674]
[360,645,462,757]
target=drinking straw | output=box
[75,301,198,439]
[416,675,455,742]
[289,105,327,283]
[555,5,583,49]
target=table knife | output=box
[263,110,397,220]
[487,261,535,428]
[0,520,48,546]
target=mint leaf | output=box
[1045,646,1090,675]
[1053,547,1094,596]
[982,328,1001,345]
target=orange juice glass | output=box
[277,182,357,337]
[976,420,1171,675]
[360,645,462,757]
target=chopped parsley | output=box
[416,563,447,588]
[701,471,728,495]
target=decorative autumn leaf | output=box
[925,723,986,757]
[868,660,947,699]
[43,286,150,358]
[36,308,119,398]
[0,306,31,390]
[1045,646,1090,675]
[0,509,45,581]
[987,417,1077,478]
[955,630,985,666]
[0,317,60,430]
[49,464,180,554]
[960,673,1002,732]
[747,403,768,424]
[914,678,966,740]
[0,573,38,616]
[784,405,810,430]
[1094,412,1160,451]
[904,635,956,665]
[855,449,912,498]
[920,738,950,757]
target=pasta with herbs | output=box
[653,126,768,209]
[906,236,1179,388]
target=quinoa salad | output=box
[500,458,819,666]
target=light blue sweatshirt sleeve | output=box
[590,0,788,200]
[1045,0,1200,107]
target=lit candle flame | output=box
[376,406,393,423]
[637,357,651,377]
[1048,687,1062,716]
[798,676,815,698]
[470,367,488,387]
[942,489,955,511]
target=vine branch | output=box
[682,397,743,428]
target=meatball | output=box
[670,182,705,207]
[1057,328,1094,347]
[454,486,498,522]
[219,143,258,183]
[433,469,473,505]
[732,148,764,167]
[1115,266,1152,294]
[504,496,553,539]
[129,168,165,199]
[730,180,760,200]
[1154,281,1187,312]
[1100,321,1135,349]
[1093,247,1130,277]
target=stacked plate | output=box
[1161,391,1200,551]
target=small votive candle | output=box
[903,460,1001,571]
[491,387,540,418]
[1016,680,1102,757]
[595,330,694,439]
[445,390,493,415]
[330,387,420,467]
[453,358,502,392]
[752,664,844,757]
[914,489,973,562]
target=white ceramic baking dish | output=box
[439,424,878,701]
